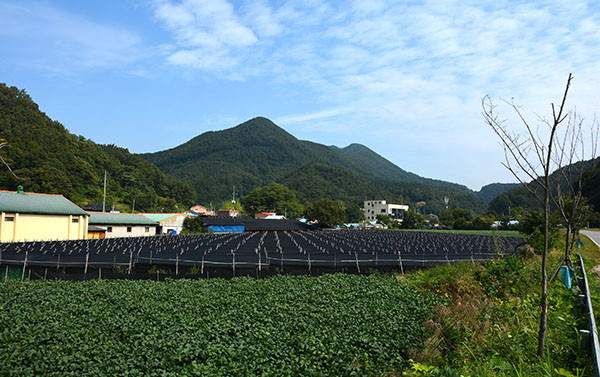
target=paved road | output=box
[581,230,600,249]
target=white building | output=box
[87,212,158,238]
[142,213,190,235]
[363,200,409,221]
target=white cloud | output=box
[276,107,350,124]
[152,0,258,70]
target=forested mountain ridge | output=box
[476,183,520,204]
[488,158,600,215]
[0,84,195,211]
[142,117,490,213]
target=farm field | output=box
[0,274,441,376]
[397,229,522,237]
[0,230,523,279]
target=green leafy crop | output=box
[0,274,441,376]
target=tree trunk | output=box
[537,188,549,357]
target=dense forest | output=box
[475,182,520,204]
[487,158,600,215]
[0,84,195,212]
[142,117,509,214]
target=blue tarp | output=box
[208,225,245,233]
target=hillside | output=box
[487,158,600,214]
[476,182,520,204]
[0,84,195,211]
[581,162,600,213]
[142,117,488,213]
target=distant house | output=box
[142,213,190,235]
[363,200,409,221]
[87,212,157,238]
[200,216,314,232]
[87,225,107,239]
[190,205,207,214]
[0,189,89,242]
[254,212,276,219]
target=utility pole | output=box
[231,185,237,217]
[102,170,107,213]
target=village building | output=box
[142,213,190,235]
[87,212,157,238]
[363,200,409,221]
[0,188,89,242]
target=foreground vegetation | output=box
[402,231,600,376]
[0,231,597,376]
[0,274,441,376]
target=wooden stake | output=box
[334,250,336,269]
[175,253,179,275]
[99,267,102,279]
[113,255,116,269]
[398,252,404,275]
[128,251,133,274]
[201,254,205,276]
[57,254,61,270]
[307,252,311,275]
[44,268,47,281]
[21,250,28,282]
[28,269,31,281]
[232,252,236,277]
[84,252,89,274]
[258,250,262,273]
[4,265,8,282]
[354,252,360,274]
[150,249,153,264]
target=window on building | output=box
[127,227,132,233]
[5,216,14,222]
[145,227,149,232]
[72,218,79,223]
[381,209,386,213]
[107,226,112,232]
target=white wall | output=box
[99,224,156,238]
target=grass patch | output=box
[396,229,522,237]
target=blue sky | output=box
[1,0,599,191]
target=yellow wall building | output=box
[0,190,89,242]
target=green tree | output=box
[182,216,204,234]
[345,203,364,223]
[243,182,303,217]
[305,198,346,227]
[440,208,473,226]
[400,209,423,229]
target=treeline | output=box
[0,84,195,211]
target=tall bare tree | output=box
[482,73,572,357]
[550,111,598,281]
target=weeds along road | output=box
[582,230,600,249]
